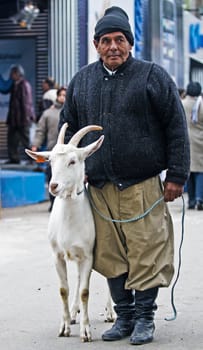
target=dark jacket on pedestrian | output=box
[59,54,190,190]
[6,77,35,127]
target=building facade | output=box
[0,0,81,159]
[1,0,201,159]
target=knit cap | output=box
[94,6,134,46]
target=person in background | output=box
[178,87,186,100]
[181,81,203,210]
[0,73,13,94]
[5,64,35,164]
[37,77,58,121]
[32,86,67,211]
[59,6,190,345]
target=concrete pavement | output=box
[0,195,203,350]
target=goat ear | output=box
[82,135,104,159]
[25,149,51,163]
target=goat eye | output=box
[68,160,75,166]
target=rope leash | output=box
[86,187,185,321]
[165,194,185,321]
[86,186,164,223]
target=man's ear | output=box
[93,39,99,49]
[128,43,132,51]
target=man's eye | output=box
[116,38,124,43]
[102,38,110,44]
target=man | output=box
[37,77,58,121]
[59,6,190,345]
[6,64,35,164]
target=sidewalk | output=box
[0,195,203,350]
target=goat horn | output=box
[69,125,103,146]
[57,123,68,144]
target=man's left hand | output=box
[163,182,184,202]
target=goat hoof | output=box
[58,331,71,337]
[80,328,92,342]
[104,310,115,323]
[58,326,65,337]
[70,309,80,324]
[81,335,92,342]
[64,331,71,337]
[58,325,71,337]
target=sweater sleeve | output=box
[147,63,190,184]
[59,75,80,144]
[33,112,47,148]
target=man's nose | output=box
[110,40,117,49]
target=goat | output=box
[25,123,114,342]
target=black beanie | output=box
[94,6,134,46]
[186,82,202,97]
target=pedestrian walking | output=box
[59,6,190,345]
[5,64,35,164]
[181,81,203,210]
[32,86,67,211]
[37,77,58,121]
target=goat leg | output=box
[104,289,115,322]
[78,258,92,342]
[70,264,80,324]
[55,253,71,337]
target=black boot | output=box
[130,287,158,345]
[197,201,203,210]
[102,273,135,341]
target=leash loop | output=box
[86,186,164,223]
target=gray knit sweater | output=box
[59,55,190,189]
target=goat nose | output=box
[50,182,58,192]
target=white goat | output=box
[25,123,114,342]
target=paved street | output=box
[0,195,203,350]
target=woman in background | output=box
[182,81,203,210]
[32,86,67,211]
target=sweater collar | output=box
[103,64,117,75]
[54,101,63,109]
[100,52,133,75]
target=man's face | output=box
[11,71,20,81]
[94,32,132,70]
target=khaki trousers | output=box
[89,176,174,291]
